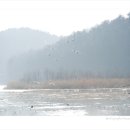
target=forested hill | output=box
[0,28,59,59]
[0,28,59,83]
[7,14,130,81]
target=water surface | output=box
[0,86,130,116]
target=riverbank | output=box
[5,78,130,89]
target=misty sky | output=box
[0,0,130,36]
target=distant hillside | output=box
[7,14,130,82]
[0,28,59,83]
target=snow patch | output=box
[0,85,6,90]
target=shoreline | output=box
[5,78,130,90]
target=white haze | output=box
[0,0,130,36]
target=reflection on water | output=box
[0,86,130,116]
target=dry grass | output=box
[40,78,130,89]
[6,78,130,89]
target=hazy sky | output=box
[0,0,130,36]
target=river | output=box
[0,85,130,116]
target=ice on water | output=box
[0,85,130,116]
